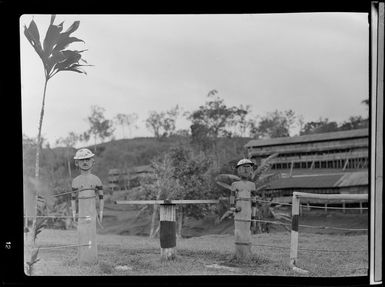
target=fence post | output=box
[290,192,300,267]
[159,203,176,261]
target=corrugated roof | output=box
[265,171,368,190]
[130,165,153,174]
[266,173,343,189]
[245,128,368,148]
[334,171,368,187]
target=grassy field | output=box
[25,228,368,277]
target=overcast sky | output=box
[20,13,369,147]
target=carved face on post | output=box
[75,157,95,171]
[236,164,253,180]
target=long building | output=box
[245,128,369,205]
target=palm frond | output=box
[215,181,232,191]
[252,153,279,181]
[24,15,91,80]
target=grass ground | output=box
[25,196,368,277]
[25,229,368,277]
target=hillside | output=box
[24,135,252,185]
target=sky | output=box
[19,13,369,147]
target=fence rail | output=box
[115,199,219,205]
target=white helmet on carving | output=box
[74,148,95,160]
[236,158,254,168]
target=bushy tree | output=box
[85,105,115,153]
[145,105,180,140]
[188,90,249,165]
[339,116,368,130]
[299,118,339,135]
[114,113,138,139]
[55,131,80,178]
[251,110,296,138]
[137,145,216,237]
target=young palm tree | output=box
[24,14,90,179]
[24,14,91,245]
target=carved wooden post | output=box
[159,203,176,261]
[78,192,97,265]
[234,197,252,261]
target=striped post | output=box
[251,199,257,234]
[159,203,176,261]
[290,193,300,267]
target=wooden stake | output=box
[342,200,346,214]
[159,204,176,261]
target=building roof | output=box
[130,165,154,174]
[334,171,368,186]
[245,128,368,148]
[266,170,368,190]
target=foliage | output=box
[136,145,217,220]
[300,116,368,136]
[55,132,80,148]
[26,247,41,276]
[55,131,81,178]
[188,90,250,165]
[23,14,90,80]
[188,90,249,139]
[215,153,282,232]
[339,116,368,131]
[33,217,48,242]
[300,118,339,135]
[85,105,115,152]
[114,113,138,138]
[145,105,180,139]
[250,110,297,138]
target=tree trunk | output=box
[31,77,48,246]
[94,134,97,154]
[149,204,159,238]
[34,78,48,179]
[176,207,183,238]
[67,149,72,178]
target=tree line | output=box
[51,89,368,157]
